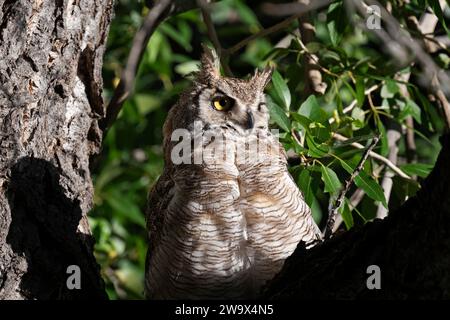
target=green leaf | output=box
[310,193,323,225]
[381,80,399,98]
[234,0,261,27]
[356,77,365,107]
[399,98,422,124]
[339,198,354,230]
[428,0,450,38]
[351,107,365,130]
[272,70,291,109]
[400,163,433,178]
[267,96,291,131]
[105,191,146,227]
[159,23,192,51]
[298,95,328,123]
[320,164,342,195]
[305,42,322,53]
[414,87,442,131]
[291,112,312,131]
[174,60,200,76]
[340,160,388,208]
[297,168,314,206]
[376,120,389,157]
[306,134,329,157]
[296,166,322,224]
[133,94,161,116]
[327,2,345,46]
[309,121,332,142]
[146,31,163,64]
[392,176,421,200]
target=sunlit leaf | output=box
[351,107,365,130]
[298,95,328,123]
[272,70,291,109]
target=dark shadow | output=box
[6,157,107,299]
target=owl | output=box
[145,46,322,299]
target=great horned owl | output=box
[145,46,321,299]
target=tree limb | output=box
[333,133,411,179]
[197,0,233,76]
[101,0,173,134]
[265,133,450,299]
[222,0,332,57]
[375,124,401,219]
[324,135,380,239]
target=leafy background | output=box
[92,0,448,299]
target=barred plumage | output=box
[145,46,321,299]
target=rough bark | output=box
[0,0,449,301]
[265,134,450,299]
[0,0,113,299]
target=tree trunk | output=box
[264,134,450,299]
[1,0,449,301]
[0,0,113,299]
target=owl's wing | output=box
[145,168,174,273]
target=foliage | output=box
[92,0,448,299]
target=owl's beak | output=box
[246,110,254,129]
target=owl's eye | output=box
[212,97,233,111]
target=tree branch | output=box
[332,133,411,179]
[375,123,401,219]
[197,0,233,76]
[100,0,172,134]
[350,0,450,129]
[329,84,381,124]
[260,0,332,17]
[299,17,327,95]
[324,135,380,239]
[222,0,332,57]
[333,165,384,233]
[265,134,450,299]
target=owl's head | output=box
[180,46,273,133]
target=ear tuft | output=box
[253,66,274,89]
[197,44,220,82]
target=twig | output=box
[298,5,326,95]
[197,0,233,76]
[332,162,384,232]
[224,13,303,57]
[295,34,339,78]
[396,71,417,164]
[260,0,332,17]
[100,0,172,134]
[407,5,450,130]
[350,0,450,129]
[332,188,362,233]
[432,78,450,129]
[332,133,411,179]
[405,116,417,163]
[222,0,332,57]
[329,84,381,124]
[375,123,401,219]
[324,135,380,239]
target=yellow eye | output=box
[212,97,233,111]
